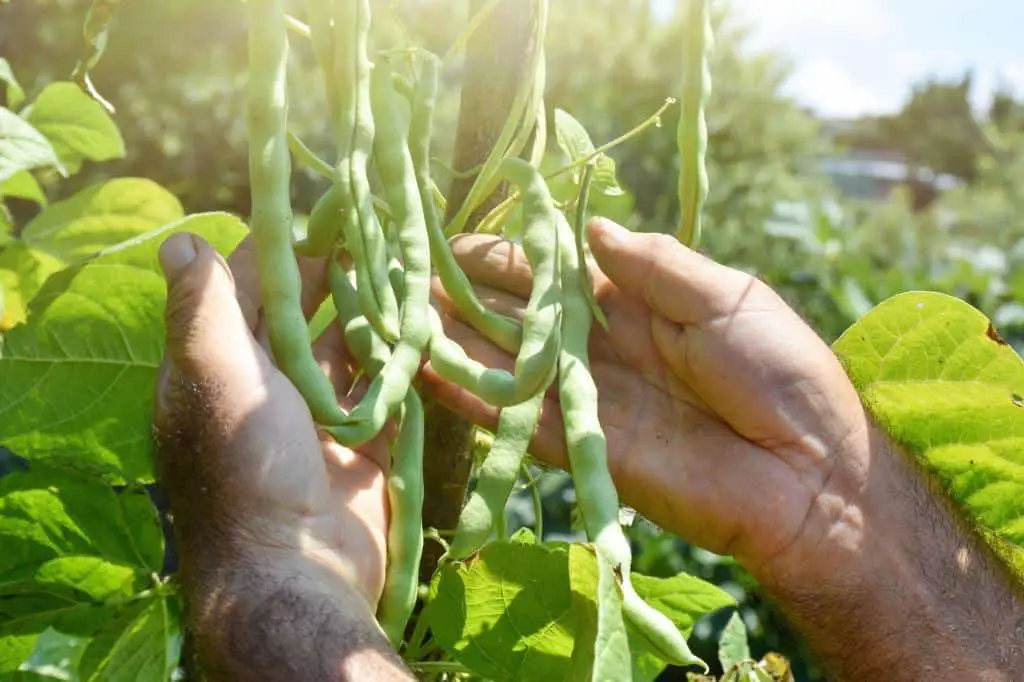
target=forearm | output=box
[183,549,413,682]
[762,423,1024,680]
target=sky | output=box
[668,0,1024,118]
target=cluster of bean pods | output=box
[245,0,710,671]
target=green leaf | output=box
[0,594,111,675]
[0,60,25,110]
[22,179,183,263]
[0,212,248,483]
[17,627,87,680]
[553,109,623,197]
[79,595,181,682]
[833,292,1024,555]
[0,108,63,184]
[0,171,46,206]
[24,84,125,174]
[429,541,577,681]
[429,540,727,682]
[718,612,751,671]
[0,470,162,588]
[631,571,734,637]
[0,242,66,331]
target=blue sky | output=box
[667,0,1024,117]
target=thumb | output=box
[587,217,747,324]
[160,232,266,385]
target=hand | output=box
[153,232,388,607]
[424,218,873,585]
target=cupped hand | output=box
[423,218,873,583]
[153,233,388,607]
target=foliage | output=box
[1,1,1024,681]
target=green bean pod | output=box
[333,0,400,342]
[329,267,422,646]
[325,61,431,447]
[409,56,523,354]
[676,0,712,248]
[445,371,553,560]
[246,0,347,427]
[554,208,703,669]
[377,388,425,647]
[444,158,567,558]
[295,186,345,258]
[329,259,390,378]
[427,308,545,408]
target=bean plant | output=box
[2,1,1024,681]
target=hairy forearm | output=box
[764,424,1024,680]
[183,554,414,682]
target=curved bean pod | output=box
[409,56,523,354]
[554,205,703,668]
[325,61,431,446]
[329,258,390,378]
[333,0,400,342]
[246,0,348,426]
[296,185,346,258]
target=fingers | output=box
[448,234,534,299]
[422,364,568,468]
[159,233,268,390]
[587,217,756,325]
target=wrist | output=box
[754,420,1024,680]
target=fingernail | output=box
[589,217,627,244]
[159,233,198,280]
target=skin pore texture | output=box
[154,218,1024,681]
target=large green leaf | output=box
[0,470,162,590]
[24,84,124,174]
[833,292,1024,552]
[428,539,731,681]
[0,109,62,184]
[0,179,183,329]
[21,179,183,264]
[0,213,248,483]
[430,540,577,681]
[15,626,87,680]
[0,595,110,676]
[0,243,65,331]
[79,595,181,682]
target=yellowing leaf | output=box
[834,292,1024,559]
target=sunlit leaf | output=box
[0,212,248,483]
[718,611,750,671]
[0,108,62,184]
[25,83,125,174]
[79,595,181,682]
[21,178,183,263]
[17,627,87,680]
[834,292,1024,560]
[0,170,46,206]
[428,539,730,681]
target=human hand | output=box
[153,232,389,608]
[424,218,874,587]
